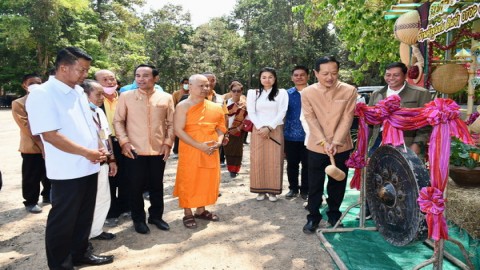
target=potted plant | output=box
[449,137,480,186]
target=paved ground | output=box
[0,109,334,270]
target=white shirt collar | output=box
[386,82,406,97]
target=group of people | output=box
[11,44,431,269]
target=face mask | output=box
[183,84,189,91]
[89,102,98,110]
[103,85,117,95]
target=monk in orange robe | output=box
[173,74,227,229]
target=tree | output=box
[233,0,343,88]
[0,0,150,93]
[142,4,193,92]
[183,18,245,93]
[298,0,398,85]
[0,0,90,93]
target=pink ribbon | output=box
[347,97,473,241]
[417,187,448,241]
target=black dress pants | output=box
[306,150,350,224]
[21,153,50,206]
[106,138,130,218]
[284,140,308,194]
[126,155,166,222]
[45,173,97,270]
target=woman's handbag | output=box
[242,119,253,132]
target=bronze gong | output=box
[366,145,430,246]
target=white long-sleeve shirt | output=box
[246,88,288,130]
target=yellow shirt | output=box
[103,92,118,136]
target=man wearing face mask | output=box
[12,73,51,213]
[171,78,190,158]
[94,69,130,228]
[172,77,190,106]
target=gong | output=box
[366,145,430,246]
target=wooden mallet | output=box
[325,152,346,181]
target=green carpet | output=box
[320,171,479,270]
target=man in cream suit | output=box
[301,56,357,234]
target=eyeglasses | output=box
[231,89,242,93]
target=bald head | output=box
[202,72,216,90]
[189,74,207,84]
[95,69,117,88]
[95,69,115,79]
[189,74,210,98]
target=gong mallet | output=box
[325,152,346,181]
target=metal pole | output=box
[413,166,474,269]
[317,159,378,269]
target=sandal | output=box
[194,210,219,221]
[182,215,197,229]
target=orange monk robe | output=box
[174,100,227,208]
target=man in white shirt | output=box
[26,47,114,269]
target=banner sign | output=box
[418,3,479,42]
[429,0,460,20]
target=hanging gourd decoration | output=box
[394,10,421,45]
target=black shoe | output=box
[302,220,319,234]
[87,241,94,254]
[134,221,150,234]
[229,172,238,178]
[25,204,42,213]
[91,232,116,240]
[148,218,170,231]
[300,193,308,200]
[328,220,344,228]
[73,253,114,266]
[285,190,298,198]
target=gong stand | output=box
[413,183,475,270]
[317,145,475,270]
[316,160,377,270]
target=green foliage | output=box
[234,0,344,88]
[141,4,193,92]
[184,18,245,93]
[0,0,396,97]
[450,137,480,169]
[298,0,398,85]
